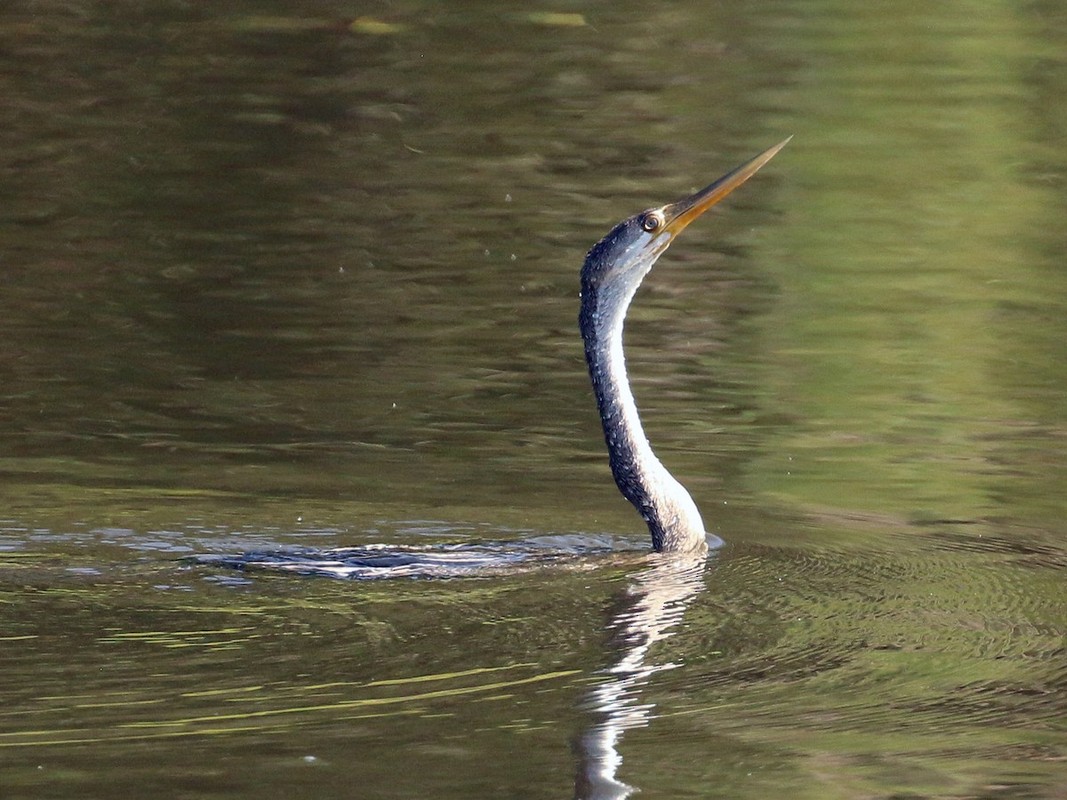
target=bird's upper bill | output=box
[659,136,791,240]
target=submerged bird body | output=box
[579,139,789,552]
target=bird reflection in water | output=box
[574,551,709,800]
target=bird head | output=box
[581,137,791,295]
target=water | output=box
[3,1,1067,798]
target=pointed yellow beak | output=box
[661,137,791,237]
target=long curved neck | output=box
[580,277,706,552]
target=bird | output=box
[579,138,789,553]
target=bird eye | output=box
[641,211,664,233]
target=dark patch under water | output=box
[191,534,670,580]
[192,533,728,579]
